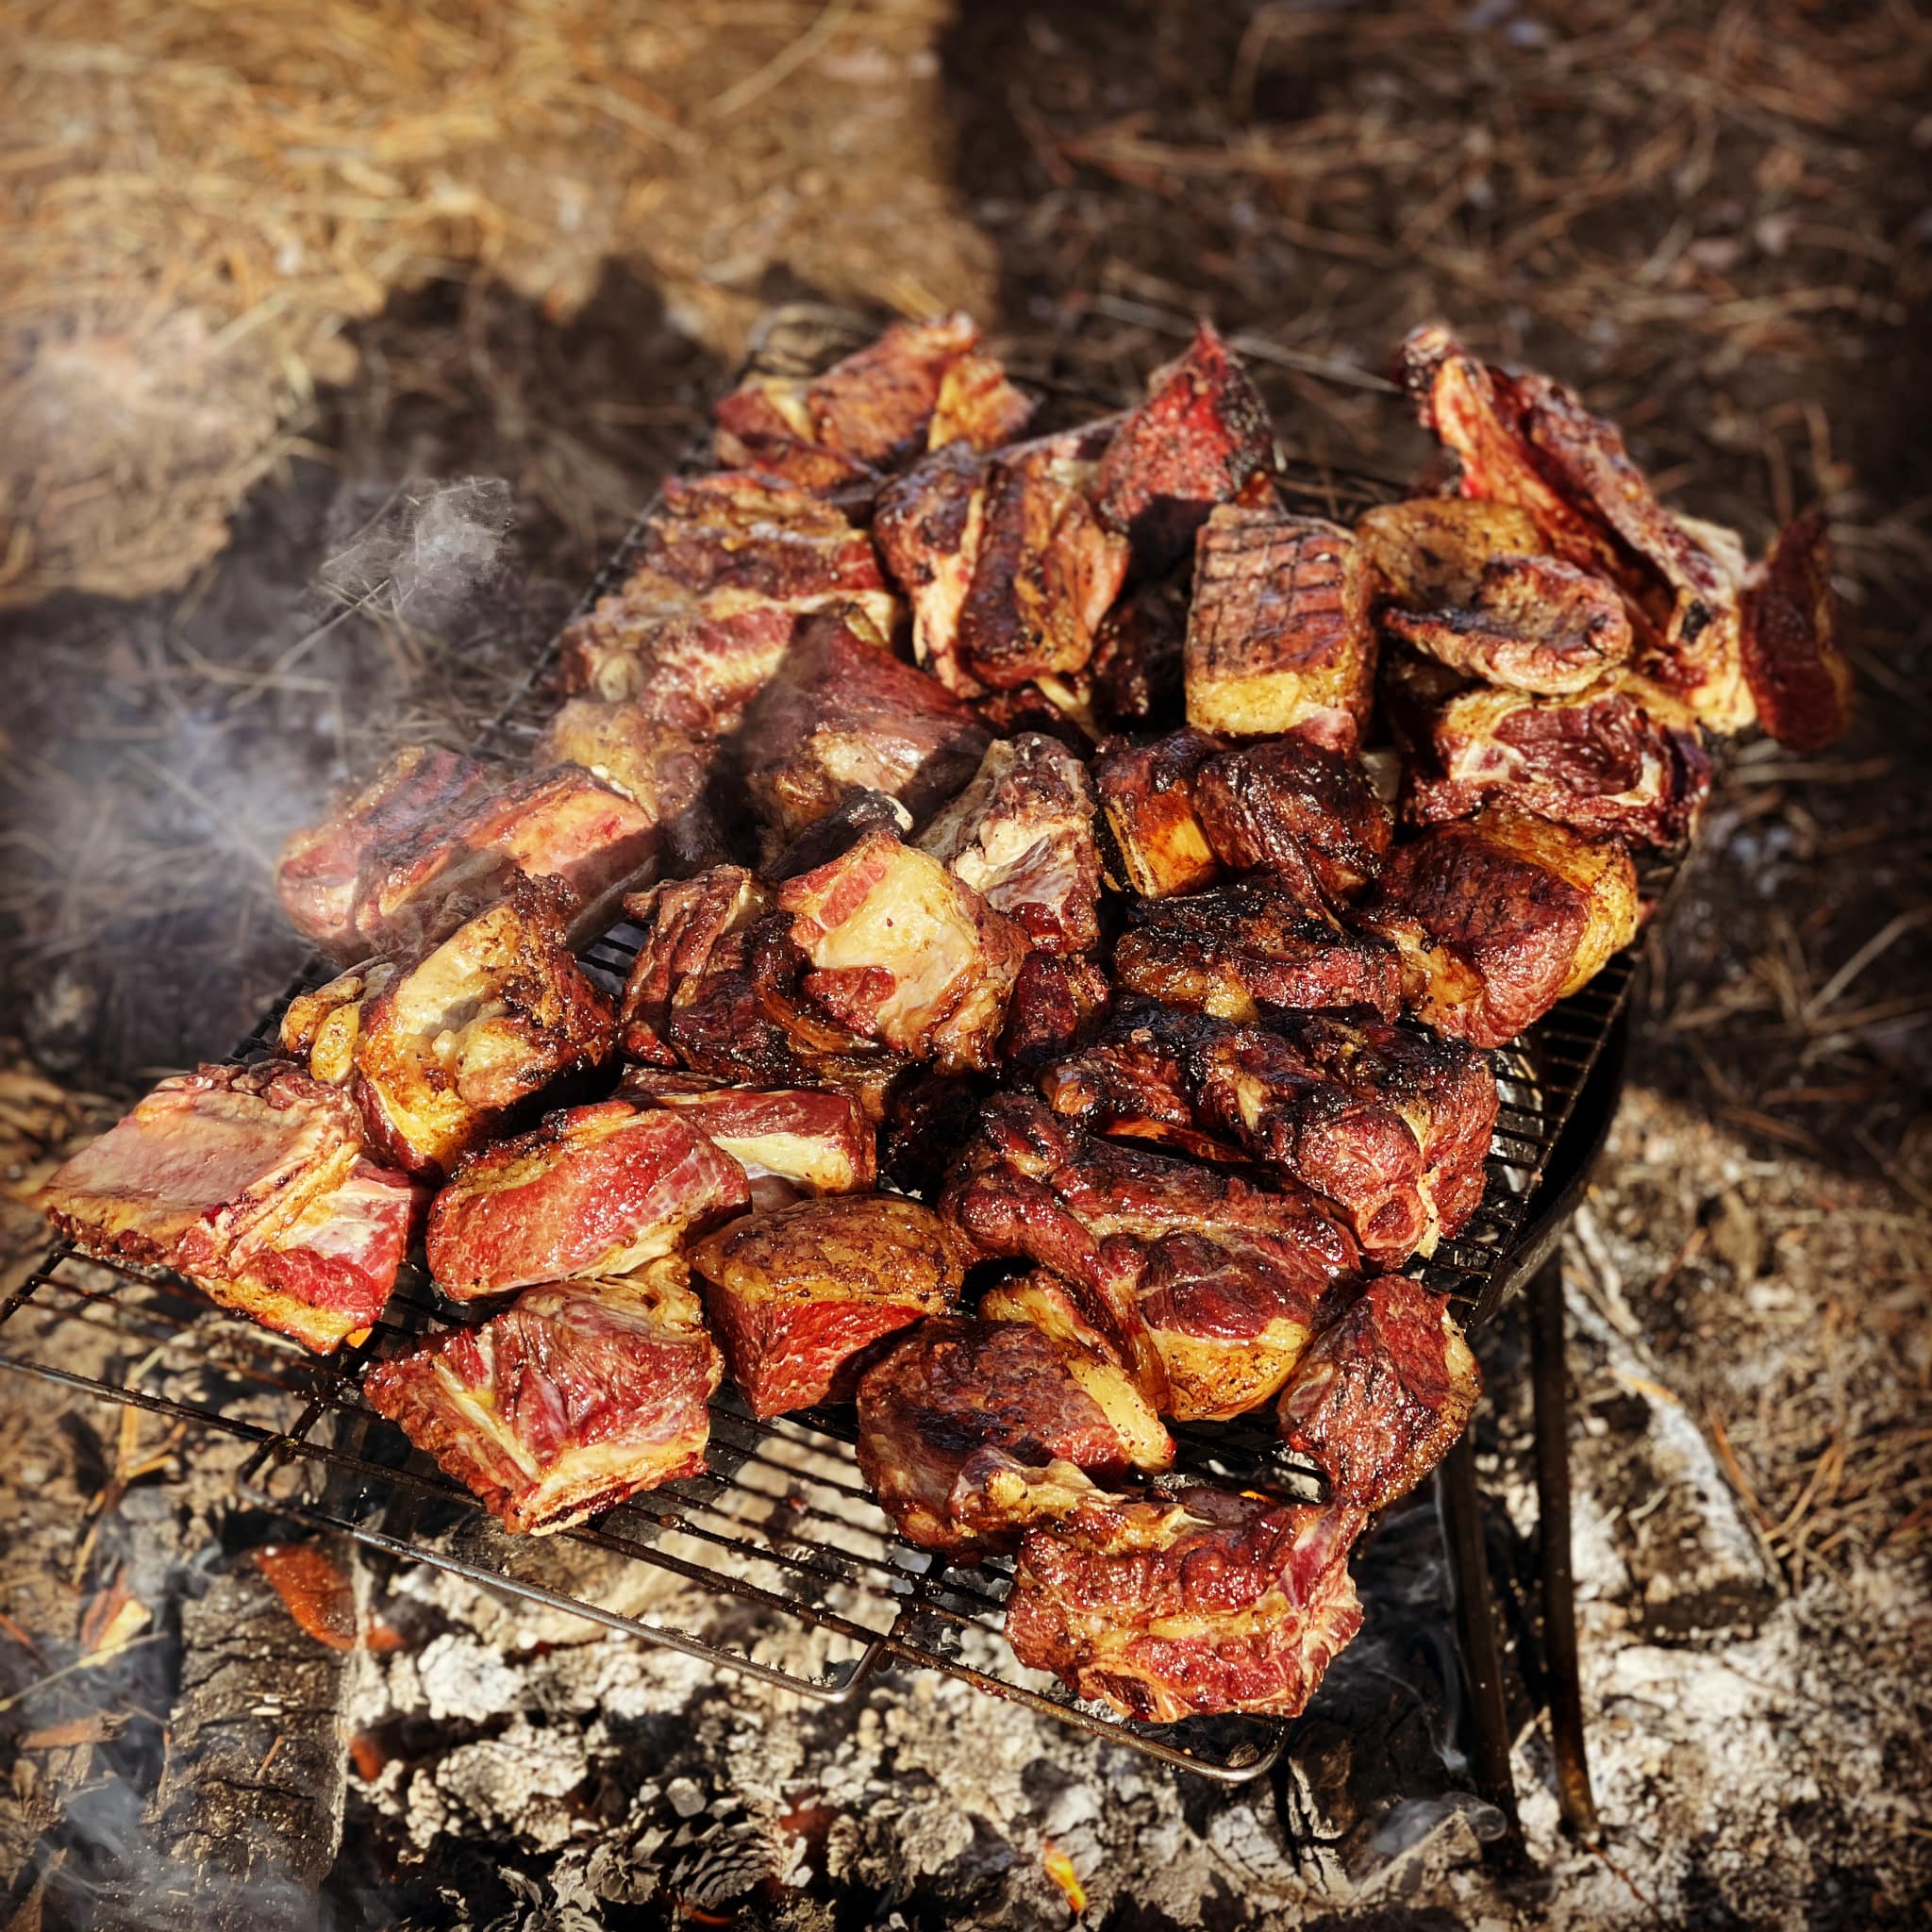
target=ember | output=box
[1041,1836,1089,1915]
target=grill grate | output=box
[0,306,1673,1782]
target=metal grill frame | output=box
[0,305,1672,1784]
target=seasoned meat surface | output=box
[1277,1274,1480,1512]
[855,1316,1173,1556]
[1193,733,1393,903]
[874,441,989,693]
[641,1085,875,1207]
[364,1261,722,1536]
[690,1194,963,1415]
[1094,728,1225,901]
[37,1059,421,1354]
[620,866,771,1065]
[1739,508,1854,755]
[999,953,1113,1078]
[1090,577,1188,729]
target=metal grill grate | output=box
[0,306,1670,1782]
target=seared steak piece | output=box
[943,1094,1359,1421]
[738,608,991,846]
[1356,496,1550,609]
[714,315,1029,491]
[855,1316,1172,1557]
[777,828,1027,1073]
[38,1060,422,1355]
[364,1261,722,1536]
[1114,874,1402,1024]
[1185,507,1375,751]
[1361,804,1640,1047]
[427,1100,749,1300]
[1091,322,1275,576]
[765,790,914,883]
[873,441,988,692]
[999,954,1113,1078]
[534,701,710,827]
[690,1194,963,1415]
[620,866,772,1065]
[1090,578,1187,730]
[1393,669,1712,848]
[1738,508,1853,755]
[915,733,1102,954]
[1005,1486,1364,1722]
[1093,728,1225,901]
[1193,734,1393,904]
[642,1085,875,1208]
[1277,1274,1480,1513]
[288,876,615,1181]
[1040,998,1497,1264]
[876,1068,992,1202]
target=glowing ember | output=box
[253,1543,357,1651]
[1042,1838,1088,1915]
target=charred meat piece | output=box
[944,1094,1359,1421]
[954,425,1129,691]
[643,1086,875,1208]
[427,1100,749,1300]
[914,733,1102,954]
[1361,805,1640,1047]
[1356,497,1548,609]
[1006,1486,1364,1723]
[855,1316,1173,1557]
[999,954,1113,1078]
[619,866,771,1065]
[1394,670,1712,848]
[1185,507,1375,751]
[877,1068,993,1202]
[1041,998,1497,1264]
[1091,322,1275,576]
[1115,875,1401,1024]
[1093,728,1224,901]
[1401,325,1755,732]
[38,1061,421,1355]
[1193,734,1393,903]
[714,315,1028,490]
[1739,508,1853,755]
[275,745,498,959]
[364,1261,722,1536]
[777,828,1027,1073]
[873,441,991,694]
[1090,577,1187,730]
[690,1194,963,1415]
[1277,1274,1480,1513]
[534,701,711,827]
[330,878,616,1180]
[766,790,915,883]
[738,608,991,847]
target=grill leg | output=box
[1440,1423,1528,1866]
[1530,1252,1600,1838]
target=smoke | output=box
[315,477,517,634]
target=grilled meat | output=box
[38,1060,422,1354]
[1091,322,1275,576]
[534,701,711,826]
[876,1068,993,1201]
[1277,1274,1480,1513]
[1093,727,1225,901]
[1193,733,1393,903]
[1739,508,1853,755]
[766,790,915,882]
[619,866,772,1065]
[425,1099,749,1300]
[320,876,616,1180]
[1392,667,1712,848]
[1005,1486,1364,1722]
[777,828,1027,1073]
[1040,998,1496,1264]
[1090,577,1188,730]
[873,441,988,692]
[1356,497,1548,609]
[635,1084,874,1208]
[943,1093,1359,1421]
[999,953,1113,1077]
[855,1316,1173,1557]
[738,607,991,847]
[1185,507,1375,750]
[1361,804,1640,1046]
[690,1193,963,1415]
[914,733,1102,954]
[363,1261,722,1536]
[1114,874,1402,1024]
[714,315,1029,490]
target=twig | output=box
[708,0,860,119]
[0,1633,164,1715]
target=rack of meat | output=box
[3,306,1846,1781]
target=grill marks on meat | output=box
[426,1100,749,1299]
[1277,1274,1480,1513]
[364,1262,722,1536]
[1040,999,1496,1264]
[1395,670,1712,848]
[777,828,1026,1073]
[1094,728,1224,901]
[1185,508,1375,751]
[914,733,1102,953]
[1091,322,1275,577]
[738,608,991,848]
[1739,508,1854,755]
[1005,1487,1364,1723]
[1363,805,1640,1048]
[714,315,1030,491]
[38,1060,422,1354]
[1115,874,1401,1024]
[691,1195,963,1415]
[943,1094,1359,1421]
[1193,734,1393,903]
[855,1317,1173,1557]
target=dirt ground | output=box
[2,1,1929,1926]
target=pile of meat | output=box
[40,315,1846,1725]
